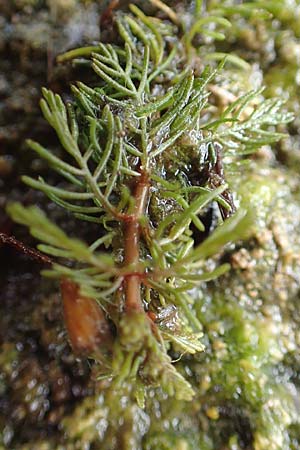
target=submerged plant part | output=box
[6,2,293,406]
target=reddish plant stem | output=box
[100,0,120,28]
[123,170,149,312]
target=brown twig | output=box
[208,143,236,220]
[0,232,53,265]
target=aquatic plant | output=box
[7,1,293,405]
